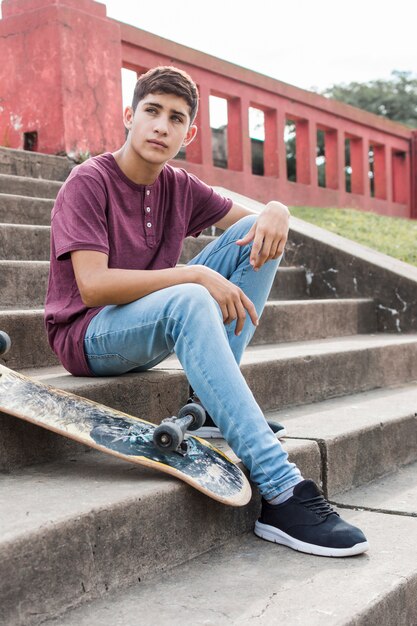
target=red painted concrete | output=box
[0,0,415,217]
[324,130,338,190]
[0,0,124,156]
[411,132,417,219]
[373,145,387,200]
[117,21,415,218]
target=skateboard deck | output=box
[0,363,251,507]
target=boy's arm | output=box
[71,250,259,336]
[215,200,290,271]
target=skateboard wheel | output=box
[0,331,11,356]
[177,403,206,431]
[153,421,183,451]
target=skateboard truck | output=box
[0,331,11,357]
[153,402,206,455]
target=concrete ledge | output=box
[270,266,308,299]
[0,148,73,181]
[0,224,50,260]
[0,260,308,308]
[2,335,417,471]
[0,440,320,626]
[0,310,58,369]
[179,235,215,263]
[0,299,374,370]
[0,193,53,225]
[41,508,417,626]
[336,460,417,515]
[240,335,417,411]
[0,174,62,199]
[0,261,50,307]
[255,298,376,344]
[271,384,417,496]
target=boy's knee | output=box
[174,283,222,319]
[178,283,213,307]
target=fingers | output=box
[240,292,258,329]
[251,231,288,269]
[234,298,248,336]
[236,223,256,247]
[250,229,264,269]
[221,289,258,336]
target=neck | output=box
[112,144,164,185]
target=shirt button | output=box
[147,222,152,228]
[146,207,151,213]
[146,190,151,196]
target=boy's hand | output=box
[236,201,290,271]
[193,266,258,336]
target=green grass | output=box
[290,206,417,267]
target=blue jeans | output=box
[84,215,301,499]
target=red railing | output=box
[0,0,415,218]
[120,22,416,219]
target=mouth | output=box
[147,139,168,149]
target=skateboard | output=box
[0,331,251,507]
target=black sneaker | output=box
[187,392,287,439]
[254,480,369,557]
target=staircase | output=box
[1,146,417,626]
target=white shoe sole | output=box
[193,426,287,440]
[254,521,369,557]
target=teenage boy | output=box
[45,66,368,557]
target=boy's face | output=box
[123,92,197,166]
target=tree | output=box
[318,71,417,128]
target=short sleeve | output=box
[185,173,232,238]
[52,172,110,260]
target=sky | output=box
[101,0,417,92]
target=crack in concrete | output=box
[283,435,328,495]
[249,590,278,620]
[395,289,408,312]
[330,500,417,519]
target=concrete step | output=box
[0,173,62,199]
[0,261,49,308]
[45,498,417,626]
[266,383,417,496]
[0,439,320,626]
[0,223,50,260]
[2,334,417,471]
[0,309,59,369]
[0,147,73,181]
[0,299,376,371]
[0,193,54,225]
[179,234,215,263]
[0,228,214,263]
[0,261,308,308]
[271,266,307,299]
[255,297,376,343]
[0,392,417,626]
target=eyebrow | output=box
[143,101,187,120]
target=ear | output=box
[123,106,134,131]
[182,124,198,146]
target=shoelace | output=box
[301,494,339,519]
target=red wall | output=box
[0,0,124,157]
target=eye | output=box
[145,107,158,114]
[171,115,184,123]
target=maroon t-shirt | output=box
[44,153,232,376]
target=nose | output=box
[153,114,169,136]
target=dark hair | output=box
[132,66,199,124]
